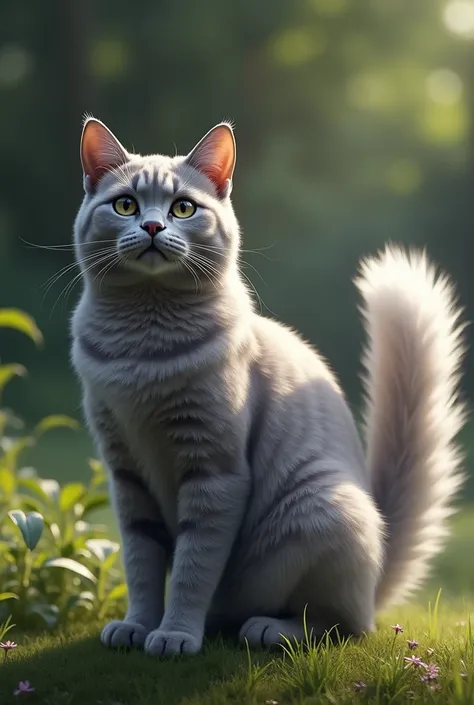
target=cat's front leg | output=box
[85,395,171,649]
[145,462,249,657]
[102,467,172,649]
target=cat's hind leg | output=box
[237,479,383,648]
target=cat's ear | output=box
[185,123,236,198]
[80,117,129,193]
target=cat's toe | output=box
[239,616,293,648]
[101,619,150,649]
[145,629,202,656]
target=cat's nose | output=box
[141,221,165,237]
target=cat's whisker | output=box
[96,256,120,294]
[186,252,222,281]
[20,237,118,252]
[41,248,114,298]
[49,251,117,316]
[239,258,269,290]
[185,254,221,292]
[192,242,276,260]
[187,249,222,274]
[63,252,117,309]
[189,243,271,311]
[179,260,201,296]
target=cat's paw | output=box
[101,619,151,649]
[144,629,202,656]
[239,616,300,648]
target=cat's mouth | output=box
[137,244,169,262]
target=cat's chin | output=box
[124,250,178,277]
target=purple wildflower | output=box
[1,640,18,663]
[407,639,419,650]
[420,663,440,682]
[0,640,18,652]
[353,681,367,692]
[13,681,35,695]
[391,623,404,635]
[404,655,427,669]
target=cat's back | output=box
[248,313,367,483]
[251,313,339,389]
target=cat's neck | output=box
[81,267,254,331]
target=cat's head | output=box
[74,117,239,291]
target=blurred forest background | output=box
[1,0,474,498]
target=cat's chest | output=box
[111,396,187,531]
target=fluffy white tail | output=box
[355,246,467,610]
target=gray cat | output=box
[71,117,466,657]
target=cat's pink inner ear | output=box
[80,118,128,189]
[186,124,236,196]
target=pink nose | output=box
[141,221,165,236]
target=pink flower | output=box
[420,664,440,682]
[391,623,404,635]
[407,639,419,650]
[404,655,426,669]
[13,681,35,696]
[353,681,367,692]
[0,640,18,652]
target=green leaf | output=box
[0,309,43,345]
[26,603,59,629]
[18,497,44,514]
[2,437,35,472]
[88,458,104,474]
[85,538,120,564]
[103,552,119,572]
[0,592,19,602]
[18,477,50,505]
[44,557,97,584]
[107,583,127,602]
[0,615,15,641]
[82,493,109,517]
[59,483,86,512]
[0,363,27,391]
[34,415,79,435]
[8,510,44,550]
[99,582,128,618]
[0,467,15,496]
[62,592,95,617]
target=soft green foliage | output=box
[0,309,126,629]
[1,602,474,704]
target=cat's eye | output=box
[170,199,197,219]
[113,196,139,216]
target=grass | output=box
[3,430,474,704]
[1,600,474,704]
[1,505,474,705]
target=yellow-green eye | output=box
[113,196,139,216]
[170,199,197,219]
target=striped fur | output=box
[71,118,466,657]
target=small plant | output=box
[0,308,126,629]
